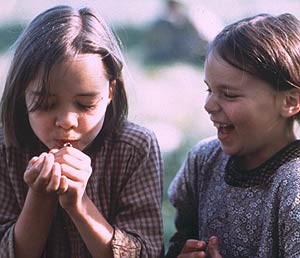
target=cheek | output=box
[223,103,242,119]
[84,106,108,129]
[28,112,41,130]
[27,112,51,142]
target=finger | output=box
[24,168,39,186]
[56,175,69,194]
[177,251,207,258]
[33,154,55,189]
[177,250,206,258]
[60,163,92,182]
[54,147,91,164]
[46,162,61,192]
[181,239,206,253]
[30,153,48,170]
[24,154,47,185]
[55,154,90,172]
[49,148,59,154]
[208,236,222,258]
[27,156,39,168]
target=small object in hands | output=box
[63,142,72,147]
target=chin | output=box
[220,145,238,156]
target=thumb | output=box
[208,236,222,258]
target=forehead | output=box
[28,54,108,92]
[204,52,248,88]
[204,52,276,93]
[51,54,107,79]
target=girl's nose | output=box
[204,93,221,114]
[55,111,79,129]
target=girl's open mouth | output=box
[214,123,235,140]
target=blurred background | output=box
[1,0,300,251]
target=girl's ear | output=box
[281,89,300,118]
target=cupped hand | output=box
[24,152,64,195]
[51,146,92,211]
[177,239,207,258]
[177,237,223,258]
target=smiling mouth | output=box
[214,122,234,129]
[214,123,235,137]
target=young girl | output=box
[0,5,163,258]
[166,13,300,258]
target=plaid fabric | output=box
[0,121,164,258]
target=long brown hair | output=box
[0,5,128,147]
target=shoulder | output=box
[192,136,221,153]
[186,136,225,165]
[108,121,160,153]
[168,136,226,199]
[117,121,157,144]
[275,158,300,184]
[268,158,300,204]
[270,159,300,220]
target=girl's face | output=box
[204,53,296,169]
[25,54,112,151]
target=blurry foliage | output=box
[162,137,198,248]
[115,23,207,67]
[115,25,144,50]
[0,22,23,53]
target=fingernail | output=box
[210,236,217,244]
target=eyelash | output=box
[224,92,238,99]
[36,102,97,111]
[205,87,239,99]
[77,103,97,110]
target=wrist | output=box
[28,188,58,203]
[63,192,89,217]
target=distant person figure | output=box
[0,5,164,258]
[144,0,207,65]
[166,13,300,257]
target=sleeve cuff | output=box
[111,226,142,258]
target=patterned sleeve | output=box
[164,147,199,258]
[278,162,300,257]
[110,128,164,258]
[0,146,18,258]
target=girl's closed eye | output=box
[77,102,97,110]
[224,91,239,99]
[76,96,104,111]
[222,86,240,99]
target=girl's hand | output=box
[24,152,64,195]
[207,236,222,258]
[52,146,92,211]
[177,239,207,258]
